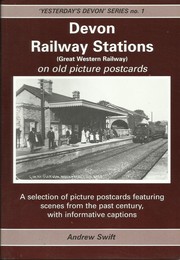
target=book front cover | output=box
[1,1,180,259]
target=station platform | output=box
[143,151,169,181]
[16,136,132,174]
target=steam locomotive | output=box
[133,122,166,143]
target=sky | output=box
[14,76,170,122]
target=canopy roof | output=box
[17,85,125,116]
[49,100,126,116]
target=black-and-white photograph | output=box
[14,76,170,183]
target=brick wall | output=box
[16,90,40,106]
[16,90,54,147]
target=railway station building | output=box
[16,79,147,148]
[98,101,149,137]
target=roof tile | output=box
[16,84,73,103]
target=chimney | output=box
[72,91,80,100]
[40,79,53,95]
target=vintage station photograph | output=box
[14,76,170,183]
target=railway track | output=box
[17,142,141,179]
[114,141,168,180]
[17,139,168,180]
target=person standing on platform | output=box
[107,128,110,140]
[95,131,100,143]
[47,127,55,149]
[66,128,71,145]
[86,128,90,143]
[90,131,94,143]
[99,128,103,142]
[28,128,36,152]
[81,127,86,144]
[54,127,59,147]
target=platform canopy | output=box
[49,99,127,116]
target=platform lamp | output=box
[39,79,45,146]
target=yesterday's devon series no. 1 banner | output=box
[1,1,180,259]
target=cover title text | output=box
[31,22,154,55]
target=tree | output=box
[155,121,162,126]
[134,109,149,119]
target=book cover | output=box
[1,1,180,259]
